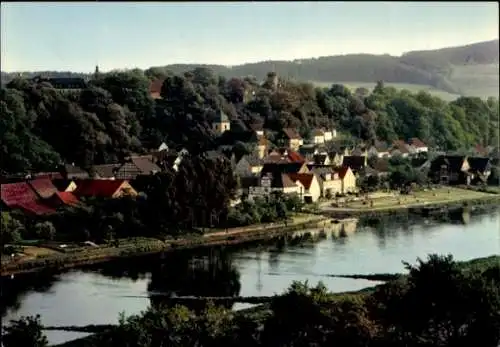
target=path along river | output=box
[2,208,499,345]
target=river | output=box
[2,208,499,346]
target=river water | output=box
[2,209,499,346]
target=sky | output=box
[1,2,498,72]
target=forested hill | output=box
[2,39,499,98]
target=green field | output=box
[311,81,462,101]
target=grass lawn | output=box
[334,188,497,211]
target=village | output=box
[1,110,498,218]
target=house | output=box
[390,140,411,157]
[73,180,138,198]
[472,144,489,157]
[28,177,59,199]
[429,155,471,185]
[248,172,300,200]
[52,179,78,192]
[342,156,367,174]
[256,135,268,159]
[90,164,120,179]
[282,128,303,150]
[351,146,368,157]
[149,79,164,99]
[367,141,390,158]
[336,166,357,194]
[467,157,492,183]
[408,138,428,153]
[312,154,331,166]
[236,176,260,197]
[312,129,325,145]
[47,191,80,207]
[368,158,391,177]
[247,122,265,137]
[323,128,337,142]
[1,181,56,216]
[234,155,263,177]
[328,151,344,166]
[260,162,309,176]
[158,142,169,152]
[299,144,318,162]
[310,167,343,198]
[115,156,162,180]
[61,164,89,180]
[212,110,230,134]
[288,173,321,203]
[264,149,306,165]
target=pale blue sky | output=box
[1,2,498,72]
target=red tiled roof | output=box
[73,179,128,198]
[409,138,426,148]
[288,173,315,189]
[392,140,410,153]
[33,172,64,180]
[1,182,56,215]
[57,192,80,205]
[28,178,59,199]
[287,150,306,163]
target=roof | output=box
[287,150,306,163]
[130,156,161,175]
[52,179,75,192]
[239,176,260,188]
[28,177,58,199]
[467,157,490,173]
[430,155,467,172]
[335,166,350,179]
[312,129,325,136]
[409,138,427,148]
[91,164,119,179]
[288,173,315,189]
[64,164,89,179]
[282,128,302,140]
[33,172,64,180]
[371,141,389,152]
[214,110,229,123]
[299,145,317,156]
[261,172,297,188]
[392,140,410,153]
[313,154,328,165]
[73,180,129,198]
[149,79,164,99]
[261,162,306,176]
[370,158,391,173]
[239,155,262,167]
[342,156,365,171]
[247,122,264,132]
[1,182,55,215]
[45,191,80,208]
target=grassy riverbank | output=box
[1,214,329,277]
[321,187,500,217]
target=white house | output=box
[288,172,322,203]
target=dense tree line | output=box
[3,254,499,347]
[1,69,498,174]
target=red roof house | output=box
[1,182,56,215]
[73,179,138,198]
[28,177,59,199]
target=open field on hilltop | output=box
[447,64,499,98]
[323,187,500,213]
[310,81,461,101]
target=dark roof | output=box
[214,110,229,123]
[467,157,491,173]
[115,156,162,180]
[247,122,264,132]
[63,164,89,179]
[282,128,302,140]
[288,173,315,189]
[370,158,391,173]
[261,172,297,188]
[239,176,259,189]
[261,162,306,176]
[203,150,226,161]
[430,155,466,172]
[335,166,350,179]
[342,156,365,171]
[313,154,328,165]
[372,141,389,152]
[91,164,120,179]
[299,145,317,156]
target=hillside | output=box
[2,39,498,98]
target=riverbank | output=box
[1,214,330,277]
[320,187,500,217]
[51,254,500,347]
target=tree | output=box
[2,315,48,347]
[1,212,23,248]
[33,221,56,241]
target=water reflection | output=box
[147,249,241,311]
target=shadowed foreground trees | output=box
[3,254,499,347]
